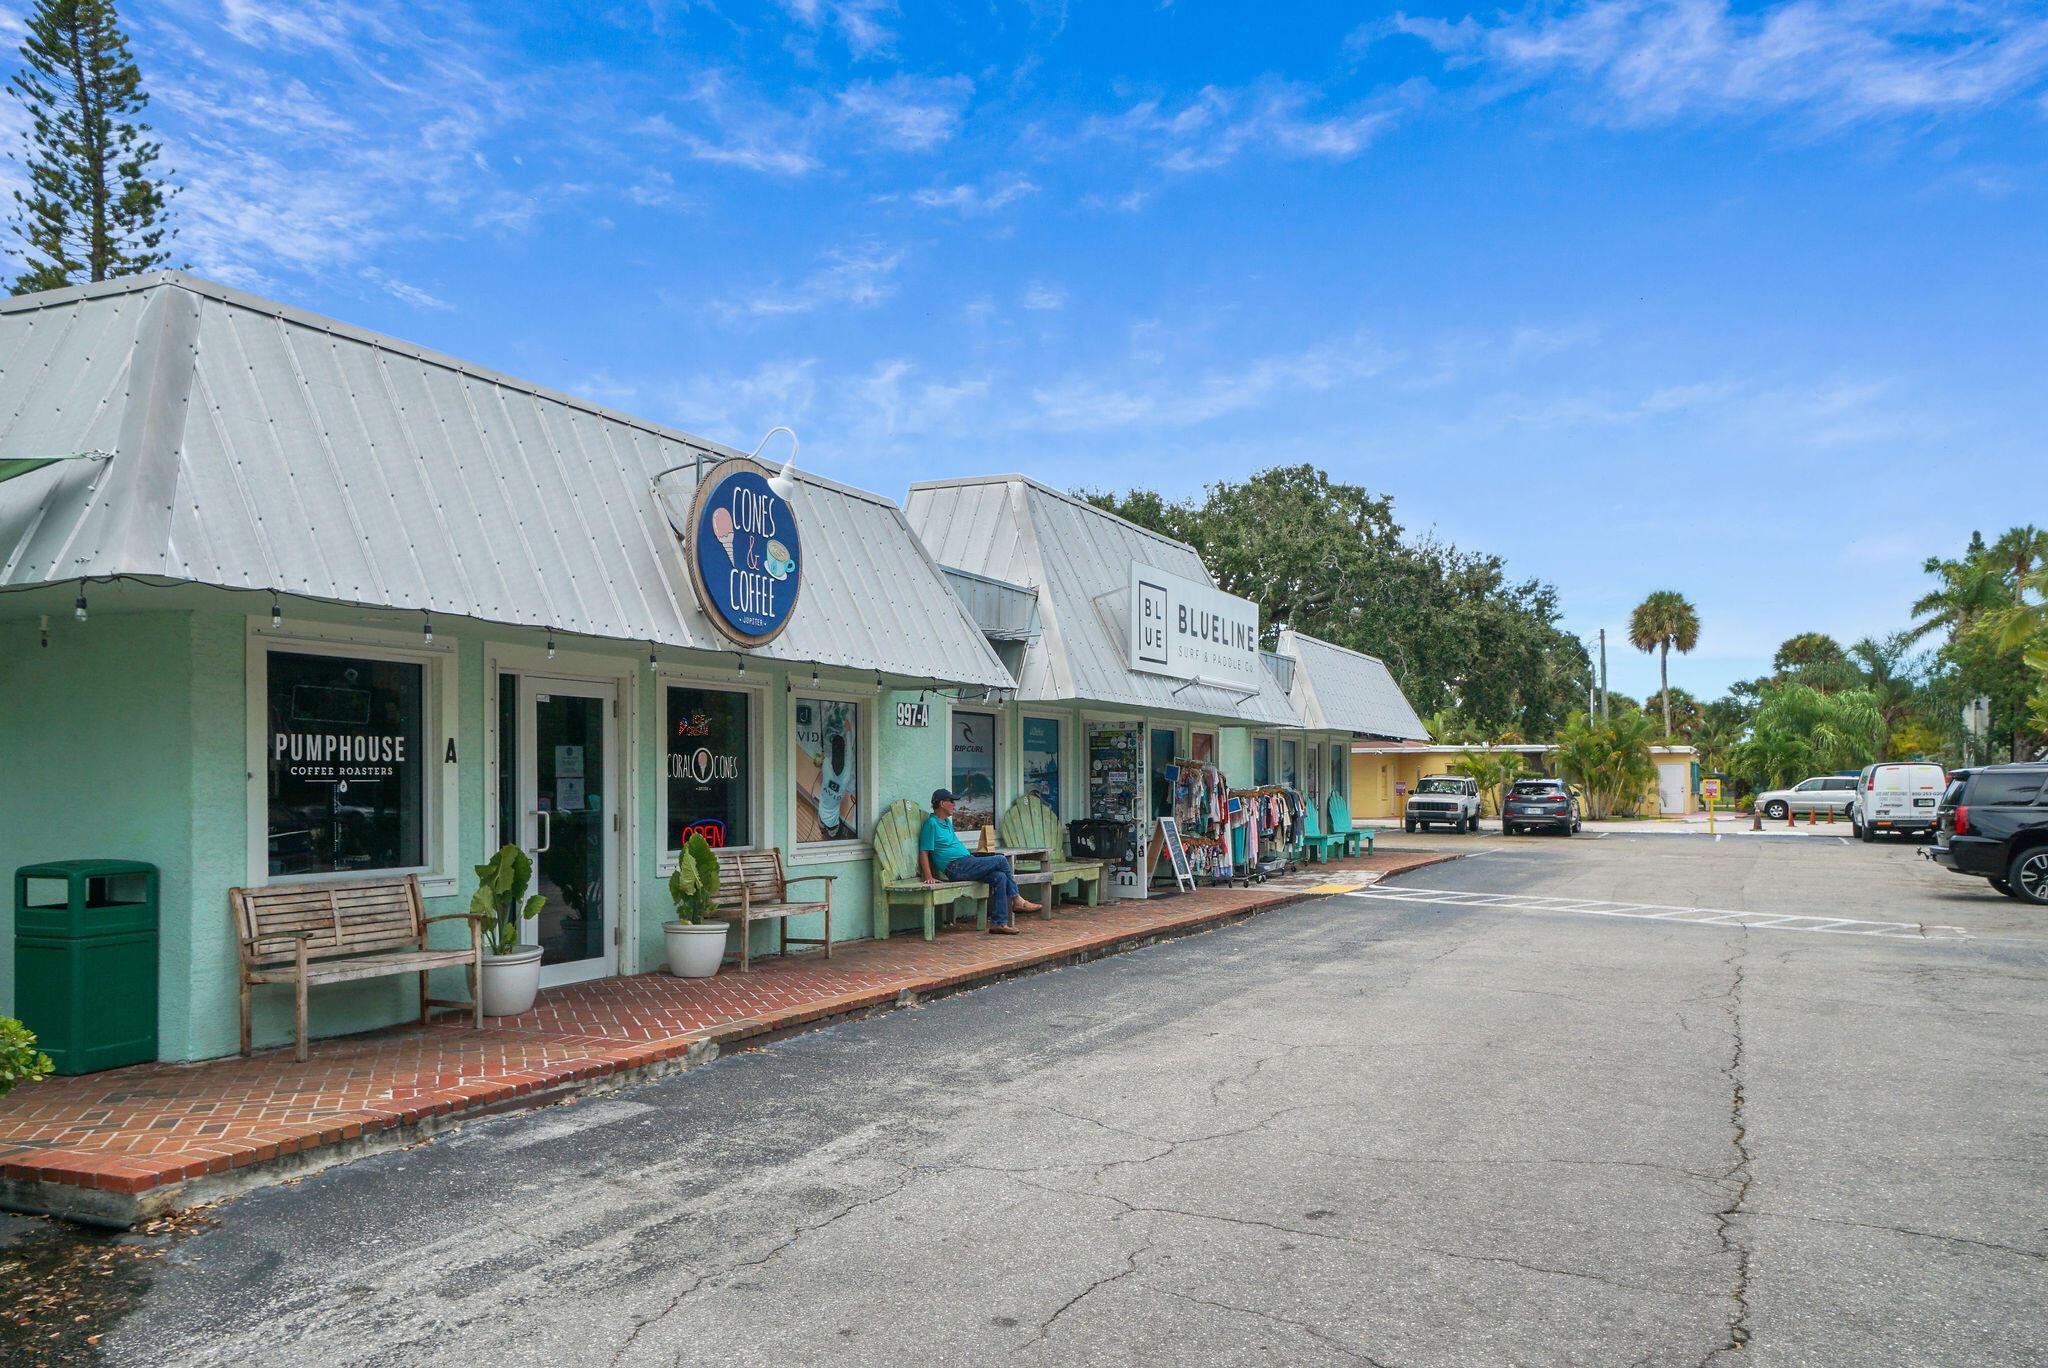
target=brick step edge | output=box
[0,855,1457,1228]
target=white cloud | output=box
[838,75,973,151]
[910,174,1039,213]
[720,242,906,317]
[1021,282,1067,310]
[1380,0,2048,127]
[141,0,530,291]
[360,267,453,311]
[664,358,822,439]
[774,0,899,59]
[1027,337,1394,431]
[1088,81,1398,172]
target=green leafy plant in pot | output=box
[663,833,728,978]
[472,843,546,1015]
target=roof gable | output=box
[0,274,1011,686]
[906,475,1299,725]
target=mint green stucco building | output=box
[0,275,1423,1065]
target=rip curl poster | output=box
[683,457,803,646]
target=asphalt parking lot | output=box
[12,829,2043,1367]
[1375,822,2048,941]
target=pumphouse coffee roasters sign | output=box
[685,457,803,646]
[1127,563,1263,691]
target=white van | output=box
[1849,762,1947,841]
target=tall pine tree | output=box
[6,0,174,295]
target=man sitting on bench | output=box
[920,788,1040,934]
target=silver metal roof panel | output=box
[905,475,1301,726]
[941,565,1040,642]
[1274,627,1429,739]
[0,273,1012,688]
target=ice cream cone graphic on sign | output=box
[711,507,736,565]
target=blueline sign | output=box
[1127,563,1263,692]
[685,457,803,646]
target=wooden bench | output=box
[873,799,988,941]
[1328,792,1370,858]
[709,848,833,972]
[230,875,483,1062]
[999,795,1106,908]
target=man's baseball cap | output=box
[931,788,956,807]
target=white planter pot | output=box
[480,944,543,1017]
[664,921,729,978]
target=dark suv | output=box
[1502,778,1582,836]
[1926,763,2048,904]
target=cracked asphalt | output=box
[87,833,2046,1366]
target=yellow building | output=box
[1350,742,1702,820]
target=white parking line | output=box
[1344,886,1969,939]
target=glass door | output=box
[518,676,618,988]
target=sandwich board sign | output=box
[1155,816,1195,893]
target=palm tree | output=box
[1627,590,1701,738]
[1904,532,2006,645]
[1552,710,1657,819]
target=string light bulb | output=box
[546,631,556,660]
[422,612,433,645]
[649,644,658,671]
[73,585,87,622]
[736,653,746,674]
[39,614,49,649]
[270,592,282,629]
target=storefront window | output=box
[1253,737,1271,786]
[793,697,861,842]
[1306,744,1323,801]
[1022,716,1061,813]
[1280,739,1299,790]
[266,650,425,877]
[1332,743,1347,797]
[1150,727,1178,818]
[951,710,999,832]
[668,686,752,850]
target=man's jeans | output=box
[945,854,1019,926]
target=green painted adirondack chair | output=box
[1300,800,1345,865]
[998,795,1105,907]
[1327,792,1370,857]
[872,799,988,941]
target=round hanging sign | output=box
[683,457,803,647]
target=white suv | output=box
[1756,775,1858,820]
[1405,775,1482,833]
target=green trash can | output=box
[13,860,159,1075]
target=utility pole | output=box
[1598,628,1609,719]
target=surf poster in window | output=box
[793,698,860,842]
[1022,716,1061,814]
[667,686,751,850]
[950,711,998,832]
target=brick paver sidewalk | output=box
[0,850,1449,1224]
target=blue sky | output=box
[4,0,2044,702]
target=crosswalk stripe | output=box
[1340,888,1968,940]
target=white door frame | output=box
[519,673,621,989]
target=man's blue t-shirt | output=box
[919,814,971,872]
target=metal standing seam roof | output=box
[1273,626,1430,740]
[904,475,1301,727]
[0,272,1013,688]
